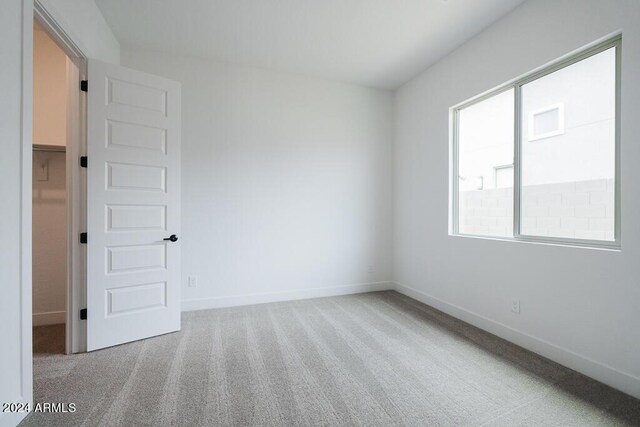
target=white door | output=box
[86,59,181,351]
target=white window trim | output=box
[450,35,621,250]
[528,103,565,141]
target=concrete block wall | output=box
[460,187,514,237]
[460,179,615,240]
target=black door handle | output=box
[163,234,178,242]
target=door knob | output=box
[163,234,178,242]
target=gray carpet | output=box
[22,291,640,426]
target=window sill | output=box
[449,232,621,252]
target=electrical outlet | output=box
[367,265,374,274]
[188,276,198,287]
[511,299,520,314]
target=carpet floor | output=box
[21,291,640,426]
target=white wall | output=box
[394,0,640,398]
[33,24,67,146]
[37,0,119,63]
[121,49,394,309]
[32,152,67,326]
[0,2,32,426]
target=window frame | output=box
[451,35,621,250]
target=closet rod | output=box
[33,144,66,153]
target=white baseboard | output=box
[182,281,393,312]
[392,282,640,400]
[33,310,65,326]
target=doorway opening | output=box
[31,8,87,355]
[32,20,70,356]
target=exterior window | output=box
[528,104,564,141]
[452,36,620,248]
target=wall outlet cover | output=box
[511,299,521,314]
[36,159,48,181]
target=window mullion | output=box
[513,84,522,239]
[452,108,460,235]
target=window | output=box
[528,103,564,141]
[452,36,620,248]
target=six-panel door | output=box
[86,59,181,351]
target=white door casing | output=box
[86,59,181,351]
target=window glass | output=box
[520,47,616,241]
[457,89,514,237]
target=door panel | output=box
[107,120,167,153]
[106,162,167,192]
[86,59,181,351]
[106,205,167,231]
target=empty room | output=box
[2,0,640,426]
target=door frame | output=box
[31,0,88,354]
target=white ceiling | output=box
[95,0,525,89]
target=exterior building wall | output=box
[460,178,614,240]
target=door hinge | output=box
[80,80,88,92]
[80,156,88,168]
[80,308,87,320]
[80,232,87,244]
